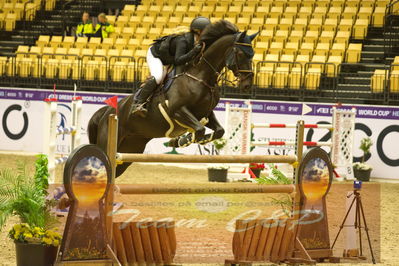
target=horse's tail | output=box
[87,106,108,144]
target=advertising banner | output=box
[0,87,398,179]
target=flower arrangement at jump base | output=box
[249,163,265,178]
[208,138,229,182]
[0,155,61,266]
[353,137,373,181]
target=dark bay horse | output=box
[88,20,257,177]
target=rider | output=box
[131,16,211,117]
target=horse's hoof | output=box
[168,138,179,148]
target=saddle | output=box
[134,68,177,101]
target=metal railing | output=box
[0,56,398,105]
[384,0,399,57]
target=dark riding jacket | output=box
[151,32,198,74]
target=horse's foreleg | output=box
[168,106,205,147]
[197,111,225,145]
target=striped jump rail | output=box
[252,141,333,147]
[252,123,333,130]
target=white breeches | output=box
[147,47,168,85]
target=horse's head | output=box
[225,31,258,91]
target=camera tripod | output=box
[331,189,376,264]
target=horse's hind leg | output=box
[115,135,151,178]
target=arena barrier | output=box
[103,114,334,265]
[224,102,356,179]
[42,97,82,183]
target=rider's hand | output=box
[193,43,202,53]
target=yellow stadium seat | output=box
[58,59,71,79]
[269,42,284,56]
[330,43,346,57]
[54,48,68,60]
[135,49,147,58]
[270,6,284,19]
[315,43,330,56]
[45,59,59,78]
[242,5,256,16]
[237,17,251,29]
[358,7,373,20]
[353,19,369,39]
[305,68,321,90]
[98,61,107,81]
[303,30,319,45]
[373,7,386,27]
[326,55,342,77]
[284,41,299,55]
[338,19,354,32]
[342,7,357,20]
[67,48,81,60]
[116,15,129,28]
[141,39,153,48]
[114,38,128,50]
[289,67,302,89]
[120,49,134,61]
[121,27,134,40]
[128,15,142,27]
[142,16,155,27]
[274,30,289,43]
[264,18,279,32]
[228,5,242,15]
[17,58,32,78]
[36,35,50,47]
[42,47,55,59]
[346,43,362,63]
[29,46,42,58]
[106,15,116,24]
[49,36,63,48]
[127,38,140,51]
[310,55,327,71]
[108,49,121,58]
[279,54,295,69]
[16,46,29,58]
[273,67,289,88]
[122,5,136,17]
[75,37,88,49]
[161,5,175,15]
[111,61,127,81]
[323,18,338,32]
[255,42,269,54]
[154,16,168,28]
[175,5,189,16]
[253,53,264,63]
[296,54,310,69]
[99,38,113,50]
[81,48,94,62]
[335,32,351,46]
[148,5,162,16]
[94,49,107,61]
[376,0,390,7]
[308,18,322,32]
[371,69,388,93]
[168,16,182,28]
[278,18,293,31]
[299,42,314,57]
[315,0,330,7]
[390,71,399,93]
[5,13,16,31]
[84,60,99,80]
[135,5,148,16]
[0,57,8,76]
[87,37,102,49]
[62,36,75,49]
[319,31,335,46]
[292,18,308,31]
[327,7,343,20]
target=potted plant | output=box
[353,137,373,182]
[249,163,265,178]
[0,155,61,266]
[208,138,229,182]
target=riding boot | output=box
[131,76,157,117]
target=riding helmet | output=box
[190,16,211,34]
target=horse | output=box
[88,20,257,177]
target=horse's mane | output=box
[200,20,239,48]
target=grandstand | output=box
[0,0,398,105]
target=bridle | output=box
[196,40,254,85]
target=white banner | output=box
[0,87,398,179]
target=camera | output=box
[354,180,362,190]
